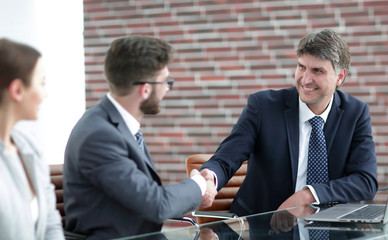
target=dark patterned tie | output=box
[307,116,329,239]
[135,128,144,153]
[307,116,328,185]
[308,222,330,239]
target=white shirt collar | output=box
[299,94,334,125]
[106,93,140,136]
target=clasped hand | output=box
[190,169,217,208]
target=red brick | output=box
[84,0,388,185]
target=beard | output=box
[140,88,161,115]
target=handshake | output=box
[191,169,217,208]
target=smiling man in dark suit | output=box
[200,29,378,219]
[63,35,216,240]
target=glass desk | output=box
[113,191,388,240]
[114,206,388,240]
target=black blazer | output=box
[202,87,377,216]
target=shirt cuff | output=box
[305,185,320,205]
[191,174,206,196]
[208,170,218,189]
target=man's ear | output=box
[336,68,346,86]
[138,83,152,100]
[8,79,25,102]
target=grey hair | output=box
[297,29,351,85]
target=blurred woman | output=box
[0,38,64,239]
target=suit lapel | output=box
[143,145,155,168]
[324,91,343,159]
[284,90,343,186]
[18,152,46,240]
[99,96,159,175]
[11,132,45,239]
[284,87,300,190]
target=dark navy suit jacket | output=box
[63,96,202,239]
[201,87,378,216]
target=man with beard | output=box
[63,36,216,240]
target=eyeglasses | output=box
[133,78,174,89]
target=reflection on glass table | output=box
[114,203,388,240]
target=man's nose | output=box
[301,70,314,84]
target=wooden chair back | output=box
[49,164,65,228]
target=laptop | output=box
[305,221,386,232]
[304,201,388,224]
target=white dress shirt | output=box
[107,93,140,139]
[211,95,334,204]
[106,93,206,195]
[295,95,333,203]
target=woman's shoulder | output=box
[11,127,42,158]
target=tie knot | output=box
[309,116,324,130]
[135,129,143,140]
[135,128,145,152]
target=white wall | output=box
[0,0,85,164]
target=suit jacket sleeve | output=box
[77,126,202,223]
[313,102,378,203]
[200,93,261,190]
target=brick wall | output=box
[83,0,388,188]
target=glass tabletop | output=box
[114,191,388,240]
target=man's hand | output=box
[200,168,215,182]
[190,169,201,178]
[190,169,217,208]
[200,169,217,208]
[277,189,315,210]
[199,227,219,240]
[200,177,217,208]
[270,210,297,234]
[270,204,317,234]
[270,189,316,234]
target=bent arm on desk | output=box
[312,104,378,204]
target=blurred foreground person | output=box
[0,38,64,240]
